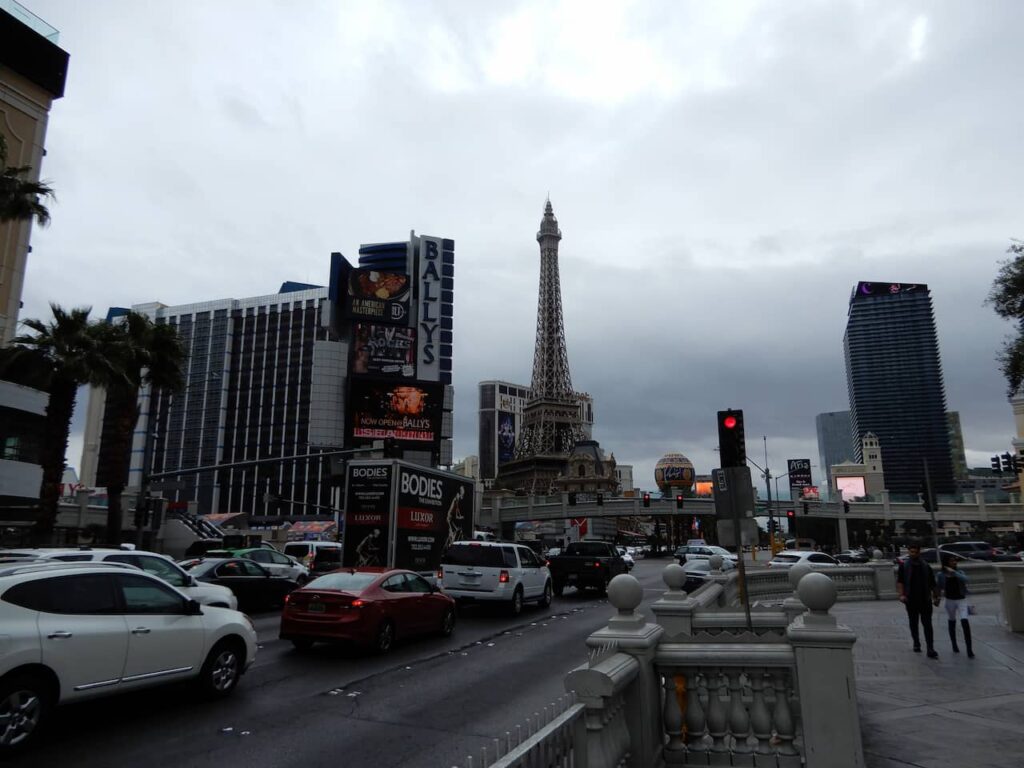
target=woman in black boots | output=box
[938,553,974,658]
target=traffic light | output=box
[642,492,651,508]
[1013,454,1021,473]
[568,492,577,506]
[919,481,937,513]
[992,455,1003,474]
[786,509,795,520]
[843,501,850,514]
[675,494,684,510]
[716,409,746,468]
[1002,452,1017,474]
[596,493,604,507]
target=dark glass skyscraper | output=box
[843,282,955,495]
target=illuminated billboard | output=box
[344,268,411,324]
[836,476,865,499]
[352,322,416,378]
[787,459,812,496]
[497,411,516,463]
[347,379,443,445]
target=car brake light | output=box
[350,599,365,608]
[499,570,509,583]
[436,568,443,580]
[594,562,602,568]
[285,593,293,605]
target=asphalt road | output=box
[3,559,673,768]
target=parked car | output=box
[282,541,343,577]
[835,549,870,564]
[181,558,299,612]
[205,547,310,583]
[616,547,635,571]
[679,558,735,592]
[767,551,840,568]
[674,544,738,565]
[280,568,456,653]
[893,546,986,566]
[437,541,552,615]
[547,541,628,596]
[938,541,995,561]
[0,547,237,609]
[0,560,257,754]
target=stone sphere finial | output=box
[788,562,812,590]
[872,548,884,560]
[607,574,643,613]
[663,563,687,592]
[709,554,724,572]
[797,572,837,612]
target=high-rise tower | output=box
[496,201,586,493]
[843,281,955,495]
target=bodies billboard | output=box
[347,379,443,445]
[342,461,475,571]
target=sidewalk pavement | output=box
[832,593,1024,768]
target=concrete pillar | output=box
[975,490,987,522]
[867,557,898,599]
[787,573,865,768]
[837,517,850,551]
[880,489,891,519]
[75,488,91,530]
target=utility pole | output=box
[923,458,941,557]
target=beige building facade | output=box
[0,4,69,344]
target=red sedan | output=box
[280,568,456,653]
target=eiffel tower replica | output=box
[496,200,586,494]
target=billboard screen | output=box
[343,463,393,567]
[352,322,416,378]
[835,476,865,500]
[347,379,443,445]
[344,268,411,325]
[393,465,474,571]
[787,459,813,496]
[497,411,516,463]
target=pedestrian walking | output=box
[938,553,974,658]
[896,542,941,658]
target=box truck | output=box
[343,459,476,574]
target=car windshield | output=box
[686,561,711,572]
[304,572,378,592]
[179,559,224,575]
[442,544,505,567]
[284,545,310,558]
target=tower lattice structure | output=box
[515,200,585,460]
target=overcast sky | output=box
[20,0,1023,495]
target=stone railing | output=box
[472,561,865,768]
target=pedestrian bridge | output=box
[486,492,1024,525]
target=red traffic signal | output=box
[716,409,746,468]
[642,492,651,508]
[675,494,684,510]
[723,415,737,429]
[786,509,795,519]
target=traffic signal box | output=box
[1002,452,1020,474]
[675,494,684,510]
[717,409,747,468]
[991,455,1003,474]
[642,492,651,508]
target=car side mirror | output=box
[188,575,199,587]
[185,599,203,615]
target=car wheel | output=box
[0,673,51,753]
[538,581,553,608]
[439,607,456,637]
[509,587,524,616]
[374,620,395,654]
[597,575,610,595]
[291,638,315,652]
[553,580,564,597]
[296,575,309,587]
[199,639,244,697]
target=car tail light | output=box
[499,570,509,583]
[285,593,294,605]
[594,562,602,568]
[436,568,443,581]
[350,599,365,608]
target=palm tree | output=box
[0,135,54,226]
[11,305,122,541]
[96,312,185,545]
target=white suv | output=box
[437,541,552,616]
[0,561,257,753]
[0,548,238,610]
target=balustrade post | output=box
[576,573,664,768]
[787,573,865,768]
[867,553,898,600]
[782,562,811,622]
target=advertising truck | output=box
[343,459,476,574]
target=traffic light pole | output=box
[922,458,941,558]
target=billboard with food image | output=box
[344,268,410,324]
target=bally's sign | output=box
[415,235,453,382]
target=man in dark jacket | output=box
[896,543,941,658]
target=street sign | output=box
[712,467,754,518]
